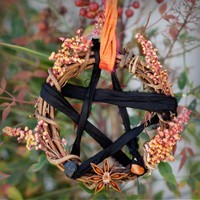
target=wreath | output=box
[3,0,191,194]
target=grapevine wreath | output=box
[4,0,191,194]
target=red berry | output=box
[117,7,123,17]
[132,1,140,9]
[89,2,99,12]
[74,0,84,7]
[98,10,104,17]
[79,8,87,16]
[86,11,96,19]
[125,9,134,17]
[38,21,48,32]
[59,6,67,15]
[187,0,195,4]
[156,0,164,3]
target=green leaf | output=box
[174,92,182,103]
[158,162,177,185]
[193,172,200,181]
[193,86,200,99]
[140,131,150,141]
[5,185,23,200]
[127,194,138,200]
[28,154,47,173]
[178,71,187,90]
[153,191,163,200]
[83,25,94,36]
[188,99,197,111]
[187,177,196,189]
[78,182,94,194]
[91,192,108,200]
[187,123,196,135]
[0,42,49,60]
[147,29,158,38]
[6,171,23,185]
[137,182,146,198]
[11,17,26,37]
[190,161,200,175]
[166,181,180,197]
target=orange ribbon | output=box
[99,0,118,72]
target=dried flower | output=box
[136,33,172,95]
[3,126,37,150]
[4,119,66,157]
[49,29,92,79]
[85,12,105,39]
[61,138,67,146]
[144,107,191,169]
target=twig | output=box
[167,43,200,58]
[164,2,196,59]
[147,0,176,30]
[47,0,74,36]
[0,96,35,105]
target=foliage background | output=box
[0,0,199,199]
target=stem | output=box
[0,42,49,60]
[0,96,35,105]
[47,0,74,36]
[167,44,200,59]
[147,0,176,30]
[122,0,151,33]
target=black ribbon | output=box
[71,39,101,156]
[61,83,177,114]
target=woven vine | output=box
[3,31,191,193]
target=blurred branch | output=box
[147,0,176,30]
[0,96,35,105]
[47,0,74,36]
[1,50,50,70]
[167,43,200,58]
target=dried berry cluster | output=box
[144,107,191,169]
[136,32,172,95]
[85,12,104,39]
[135,33,191,169]
[3,126,37,150]
[3,120,67,157]
[49,29,92,79]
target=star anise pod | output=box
[86,159,128,194]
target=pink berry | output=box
[125,9,134,17]
[117,7,123,17]
[156,0,164,3]
[74,0,84,7]
[89,2,99,12]
[132,1,140,9]
[79,8,87,16]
